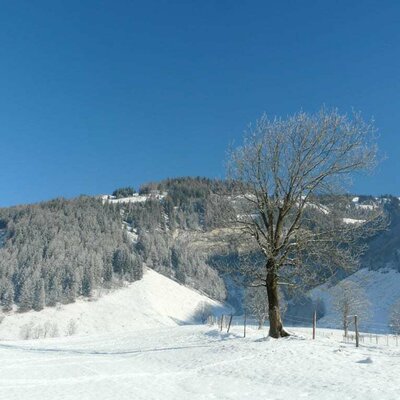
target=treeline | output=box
[112,186,136,198]
[128,176,235,231]
[0,197,142,312]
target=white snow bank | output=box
[0,268,227,340]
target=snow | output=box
[0,267,398,399]
[355,203,377,210]
[0,268,227,341]
[101,194,148,204]
[343,217,366,224]
[311,268,400,333]
[0,325,398,400]
[305,202,330,214]
[100,192,167,205]
[122,221,138,243]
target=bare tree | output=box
[244,286,286,329]
[389,299,400,334]
[331,280,371,336]
[227,109,385,338]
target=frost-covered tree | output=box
[332,280,371,336]
[1,281,14,312]
[18,281,34,312]
[389,299,400,334]
[112,187,135,198]
[33,279,45,311]
[0,196,143,311]
[226,108,385,338]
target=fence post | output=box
[312,310,316,340]
[244,312,247,338]
[354,315,359,348]
[220,315,224,332]
[227,314,233,333]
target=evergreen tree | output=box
[18,282,33,312]
[1,282,14,312]
[82,269,94,297]
[33,279,45,311]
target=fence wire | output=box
[206,313,400,348]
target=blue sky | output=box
[1,1,399,206]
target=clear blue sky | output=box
[1,1,399,207]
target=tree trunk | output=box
[266,260,290,338]
[343,305,349,337]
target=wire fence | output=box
[206,313,400,348]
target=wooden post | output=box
[312,310,316,340]
[227,314,233,333]
[354,315,359,348]
[244,312,247,338]
[220,315,224,332]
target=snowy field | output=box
[0,324,399,400]
[0,267,399,399]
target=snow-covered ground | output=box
[0,268,227,341]
[0,266,398,399]
[311,268,400,333]
[0,325,398,400]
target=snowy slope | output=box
[0,268,228,340]
[0,325,398,400]
[311,268,400,332]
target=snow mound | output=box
[0,268,228,340]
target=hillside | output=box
[2,177,400,322]
[311,268,400,333]
[0,268,228,341]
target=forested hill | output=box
[0,178,231,313]
[0,197,143,312]
[1,176,400,314]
